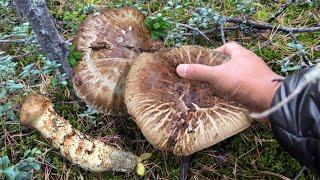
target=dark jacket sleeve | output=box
[269,67,320,175]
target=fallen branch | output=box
[267,0,295,23]
[219,24,226,44]
[293,166,307,180]
[225,17,320,33]
[183,26,239,36]
[183,18,320,38]
[0,39,25,44]
[14,0,73,79]
[258,170,290,180]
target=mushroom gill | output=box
[72,7,163,115]
[125,45,253,156]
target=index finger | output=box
[215,42,246,58]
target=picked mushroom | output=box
[72,7,163,115]
[125,45,253,156]
[20,94,138,172]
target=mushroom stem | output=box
[20,94,137,172]
[179,155,193,180]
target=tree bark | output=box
[13,0,73,79]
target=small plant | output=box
[68,44,82,68]
[235,0,256,16]
[0,53,23,121]
[144,14,171,40]
[287,41,312,66]
[19,54,68,86]
[0,148,42,180]
[189,8,225,29]
[279,42,311,75]
[0,101,16,120]
[105,0,149,15]
[136,153,152,176]
[0,0,9,7]
[287,42,304,51]
[280,57,301,74]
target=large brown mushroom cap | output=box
[73,7,163,115]
[125,45,252,156]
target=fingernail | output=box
[176,64,188,77]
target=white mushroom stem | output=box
[20,94,137,172]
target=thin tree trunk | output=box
[14,0,73,79]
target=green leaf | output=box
[73,52,82,61]
[158,31,168,38]
[16,171,30,180]
[68,57,77,68]
[3,166,17,180]
[287,42,296,48]
[16,161,27,170]
[161,20,171,26]
[136,162,145,176]
[69,44,76,52]
[287,42,303,50]
[144,18,153,29]
[31,148,41,156]
[153,22,161,29]
[23,150,31,158]
[60,80,68,86]
[51,76,58,86]
[31,163,41,171]
[1,156,10,169]
[0,88,6,100]
[138,153,152,163]
[6,83,23,90]
[26,157,34,163]
[151,31,159,40]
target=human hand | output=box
[176,42,283,112]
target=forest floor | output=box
[1,0,320,179]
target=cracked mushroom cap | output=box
[125,46,252,156]
[72,7,163,115]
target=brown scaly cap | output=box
[20,94,52,126]
[125,45,252,156]
[72,7,163,115]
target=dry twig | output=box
[184,18,320,38]
[267,0,296,23]
[172,21,214,44]
[225,17,320,33]
[11,50,38,59]
[0,39,25,44]
[293,166,307,180]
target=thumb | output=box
[176,64,219,83]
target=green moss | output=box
[255,8,271,21]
